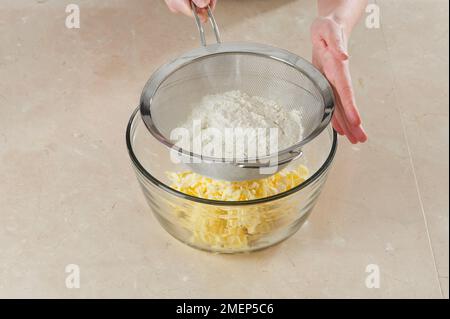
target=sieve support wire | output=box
[191,2,221,46]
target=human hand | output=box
[165,0,217,22]
[311,17,367,144]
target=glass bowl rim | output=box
[126,107,338,207]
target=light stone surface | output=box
[0,0,448,298]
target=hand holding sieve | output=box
[138,3,335,181]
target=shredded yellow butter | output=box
[167,165,309,251]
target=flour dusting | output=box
[178,90,303,159]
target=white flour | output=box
[178,90,303,159]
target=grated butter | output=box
[167,165,309,251]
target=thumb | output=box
[323,20,349,61]
[166,0,193,17]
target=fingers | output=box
[312,18,367,144]
[192,0,216,18]
[192,0,216,23]
[333,87,367,144]
[195,8,208,23]
[334,101,358,144]
[355,124,368,143]
[165,0,215,19]
[330,61,362,127]
[165,0,192,17]
[332,71,368,143]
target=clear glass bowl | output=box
[126,107,337,253]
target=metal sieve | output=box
[139,4,335,181]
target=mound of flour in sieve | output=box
[178,90,303,159]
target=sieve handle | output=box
[191,2,221,46]
[235,149,303,168]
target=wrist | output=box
[323,14,352,40]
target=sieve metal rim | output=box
[139,42,335,165]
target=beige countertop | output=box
[0,0,448,298]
